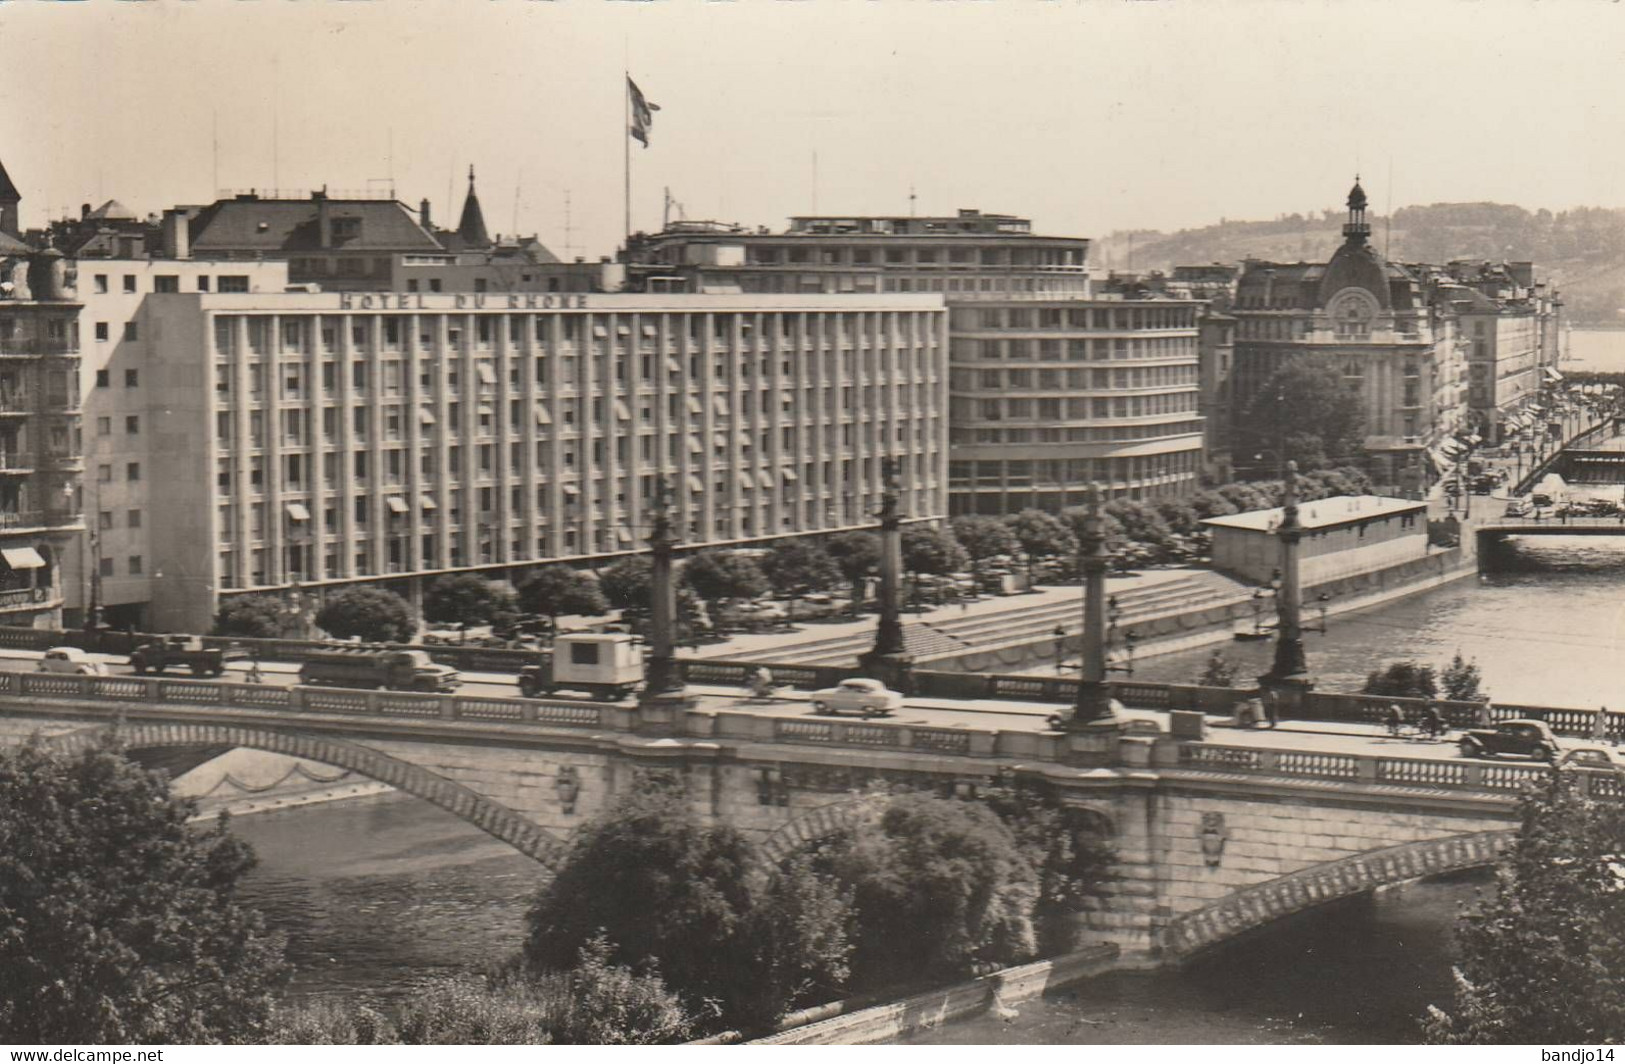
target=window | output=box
[154,275,179,294]
[97,464,111,483]
[128,509,141,529]
[125,369,139,388]
[99,557,113,578]
[94,322,108,342]
[123,322,138,342]
[218,276,250,293]
[128,556,143,575]
[95,370,109,388]
[93,275,108,294]
[125,415,139,435]
[98,511,112,531]
[126,462,141,481]
[96,417,110,436]
[122,276,137,294]
[197,276,210,293]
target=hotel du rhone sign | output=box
[337,292,593,311]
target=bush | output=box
[599,556,653,613]
[1441,650,1488,702]
[315,587,418,643]
[1197,650,1238,688]
[1362,660,1439,700]
[214,593,297,639]
[423,574,517,631]
[517,567,609,626]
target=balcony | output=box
[0,509,80,532]
[0,586,56,612]
[0,339,78,357]
[0,453,36,474]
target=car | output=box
[809,678,904,718]
[37,646,104,676]
[1559,747,1618,769]
[1459,719,1560,761]
[1504,499,1532,518]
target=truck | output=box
[518,633,643,700]
[129,635,249,677]
[297,647,461,692]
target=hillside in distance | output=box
[1095,202,1625,323]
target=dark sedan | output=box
[1459,719,1559,761]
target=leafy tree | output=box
[1361,660,1439,700]
[524,782,851,1032]
[949,515,1017,575]
[1060,506,1128,554]
[1190,490,1240,521]
[980,786,1116,956]
[0,735,287,1044]
[1154,498,1203,537]
[1003,509,1077,585]
[422,574,517,632]
[1104,499,1176,549]
[813,793,1038,990]
[681,550,770,610]
[315,586,418,644]
[1423,773,1625,1044]
[599,555,653,613]
[213,592,298,640]
[760,540,841,607]
[1216,481,1275,513]
[825,531,882,616]
[1236,355,1367,473]
[1441,651,1488,703]
[1197,650,1238,688]
[517,566,609,630]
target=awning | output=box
[780,391,793,407]
[644,324,658,338]
[535,402,552,425]
[419,408,437,425]
[613,400,632,421]
[687,437,703,454]
[756,470,774,489]
[616,528,634,544]
[738,473,754,491]
[616,324,631,337]
[666,357,682,374]
[686,474,705,494]
[712,395,729,416]
[686,397,703,415]
[1,547,44,570]
[285,502,310,522]
[713,433,729,448]
[386,496,410,514]
[562,483,580,497]
[1544,367,1565,383]
[1438,439,1467,460]
[419,495,438,511]
[476,363,497,386]
[592,325,608,339]
[781,468,799,483]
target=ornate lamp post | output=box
[858,456,915,692]
[1259,461,1315,713]
[640,474,689,707]
[1066,483,1125,730]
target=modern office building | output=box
[1229,180,1471,489]
[107,291,949,631]
[629,209,1207,511]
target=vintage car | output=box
[1558,747,1618,770]
[37,646,104,676]
[1459,718,1560,761]
[809,678,904,718]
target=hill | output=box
[1095,202,1625,323]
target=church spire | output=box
[1342,174,1371,246]
[456,164,491,248]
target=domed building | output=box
[1229,179,1470,492]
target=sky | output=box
[2,0,1625,260]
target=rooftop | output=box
[1201,494,1426,533]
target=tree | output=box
[1236,355,1367,474]
[1423,774,1625,1044]
[1441,650,1488,703]
[813,793,1038,990]
[760,540,841,609]
[1002,510,1077,585]
[422,574,517,632]
[315,586,418,644]
[517,566,609,631]
[213,593,298,640]
[0,735,287,1044]
[1197,650,1238,688]
[1361,660,1439,700]
[1104,499,1176,550]
[980,786,1116,956]
[599,555,653,614]
[524,781,850,1032]
[682,551,770,617]
[825,531,882,617]
[949,515,1016,577]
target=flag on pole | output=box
[628,77,660,148]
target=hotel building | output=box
[110,291,949,631]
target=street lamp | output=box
[1053,624,1068,676]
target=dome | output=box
[1317,238,1391,310]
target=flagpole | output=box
[623,70,631,260]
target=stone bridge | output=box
[1,671,1598,961]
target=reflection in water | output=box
[906,875,1489,1045]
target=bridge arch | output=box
[46,722,567,868]
[756,799,881,869]
[1162,829,1513,960]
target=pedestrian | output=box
[1593,705,1611,744]
[1424,702,1447,741]
[1476,700,1493,729]
[1261,687,1280,729]
[1386,702,1405,738]
[246,657,264,684]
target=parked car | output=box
[1459,719,1559,761]
[1559,747,1618,770]
[1504,499,1532,518]
[809,677,903,718]
[1470,473,1502,494]
[38,646,104,676]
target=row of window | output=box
[91,273,250,295]
[950,420,1204,445]
[950,336,1196,363]
[948,450,1202,487]
[959,392,1198,422]
[740,245,1084,268]
[949,364,1198,391]
[950,306,1196,332]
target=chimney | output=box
[80,203,91,220]
[314,187,332,249]
[419,197,432,230]
[161,209,190,260]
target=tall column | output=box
[1070,482,1123,728]
[640,473,688,706]
[859,455,914,692]
[1260,460,1314,712]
